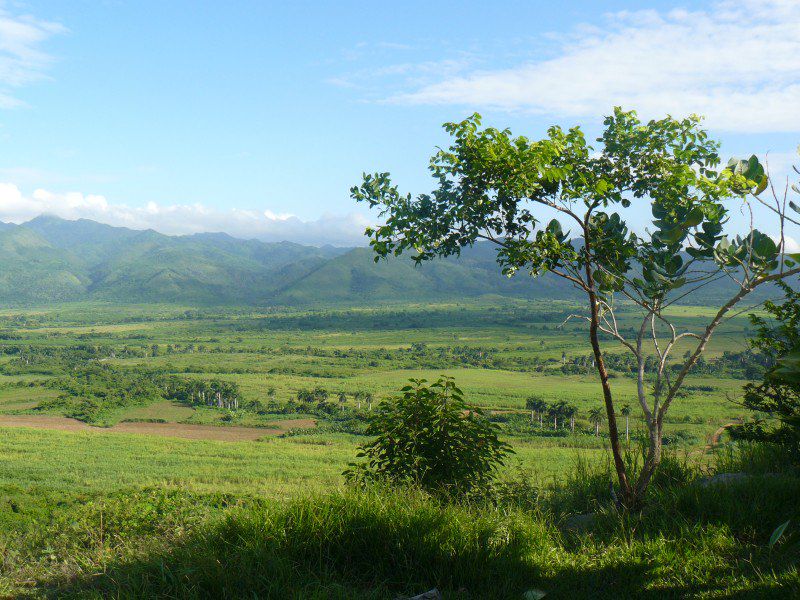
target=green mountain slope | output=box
[18,216,339,305]
[0,215,788,307]
[0,227,88,303]
[274,245,581,305]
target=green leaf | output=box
[769,520,790,550]
[683,207,704,228]
[659,227,685,245]
[752,233,777,259]
[754,175,768,195]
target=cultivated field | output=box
[0,299,785,597]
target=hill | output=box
[0,215,787,307]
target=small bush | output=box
[344,377,512,496]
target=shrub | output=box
[732,282,800,463]
[344,377,512,496]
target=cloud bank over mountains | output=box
[0,183,371,246]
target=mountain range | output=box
[0,215,785,307]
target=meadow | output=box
[0,299,794,597]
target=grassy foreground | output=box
[0,423,796,597]
[1,473,798,599]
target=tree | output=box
[338,391,348,406]
[732,282,800,462]
[525,395,546,426]
[343,377,511,496]
[312,386,329,403]
[563,403,578,433]
[547,402,561,430]
[621,404,632,443]
[589,407,605,437]
[351,110,800,507]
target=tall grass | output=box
[3,475,795,599]
[713,440,799,475]
[29,488,553,599]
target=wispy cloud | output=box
[384,0,800,133]
[0,7,65,105]
[0,184,371,246]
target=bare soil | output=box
[0,415,316,442]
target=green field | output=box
[0,300,794,597]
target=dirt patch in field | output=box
[0,415,93,432]
[112,421,283,441]
[0,415,298,442]
[266,418,317,430]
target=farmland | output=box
[0,299,794,597]
[0,299,759,494]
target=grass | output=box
[0,299,789,597]
[2,477,797,598]
[0,426,606,501]
[0,427,351,497]
[123,400,196,422]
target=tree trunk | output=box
[634,418,662,498]
[625,415,629,442]
[586,285,633,506]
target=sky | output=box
[0,0,796,245]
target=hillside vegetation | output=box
[0,215,775,307]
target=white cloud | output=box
[387,0,800,132]
[776,235,800,253]
[0,184,371,246]
[0,8,64,104]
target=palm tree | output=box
[525,396,546,426]
[552,401,569,430]
[621,404,632,442]
[547,403,560,430]
[563,403,578,433]
[588,407,604,437]
[535,398,547,428]
[337,392,347,406]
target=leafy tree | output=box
[352,110,800,506]
[732,282,800,462]
[344,377,511,496]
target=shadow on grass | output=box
[12,477,799,599]
[38,544,797,600]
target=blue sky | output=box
[0,0,797,244]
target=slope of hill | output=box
[10,216,341,305]
[0,215,789,307]
[273,246,581,305]
[0,227,88,303]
